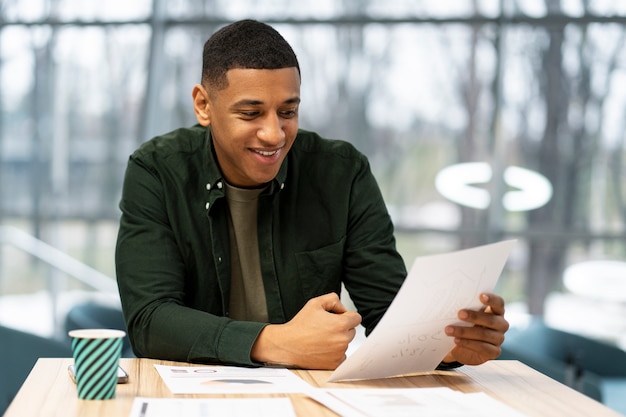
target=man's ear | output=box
[192,84,211,126]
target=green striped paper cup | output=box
[68,329,126,400]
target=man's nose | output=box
[257,114,286,145]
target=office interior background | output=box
[1,0,625,365]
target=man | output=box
[115,19,508,370]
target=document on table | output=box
[154,364,313,394]
[329,239,516,382]
[308,387,528,417]
[128,397,297,417]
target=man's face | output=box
[203,67,301,188]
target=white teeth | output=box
[256,149,278,156]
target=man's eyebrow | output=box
[232,99,263,107]
[284,96,301,105]
[231,96,301,107]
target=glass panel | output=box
[1,1,626,346]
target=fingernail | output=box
[459,310,469,320]
[445,326,454,335]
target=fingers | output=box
[343,311,363,329]
[443,293,510,365]
[444,322,506,365]
[457,309,509,333]
[450,337,503,365]
[457,293,509,331]
[446,322,506,347]
[308,293,362,328]
[480,293,505,316]
[314,292,347,313]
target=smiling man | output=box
[193,67,301,188]
[115,19,509,370]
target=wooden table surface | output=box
[3,358,623,417]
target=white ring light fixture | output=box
[435,162,553,212]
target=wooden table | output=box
[3,358,623,417]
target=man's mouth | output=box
[254,149,280,156]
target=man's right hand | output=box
[250,292,362,369]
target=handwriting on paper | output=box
[392,330,444,359]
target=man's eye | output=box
[281,109,298,118]
[240,111,259,118]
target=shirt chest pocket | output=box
[295,237,346,299]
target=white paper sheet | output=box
[308,388,528,417]
[154,364,314,394]
[329,239,516,382]
[127,397,297,417]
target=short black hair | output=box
[201,19,300,90]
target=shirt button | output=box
[205,202,210,210]
[206,183,211,190]
[217,181,223,189]
[280,183,285,190]
[217,256,222,263]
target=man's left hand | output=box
[442,293,509,366]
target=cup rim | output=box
[68,328,126,339]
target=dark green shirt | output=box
[115,125,407,366]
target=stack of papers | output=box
[131,367,529,417]
[127,389,527,417]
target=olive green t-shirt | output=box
[225,183,269,323]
